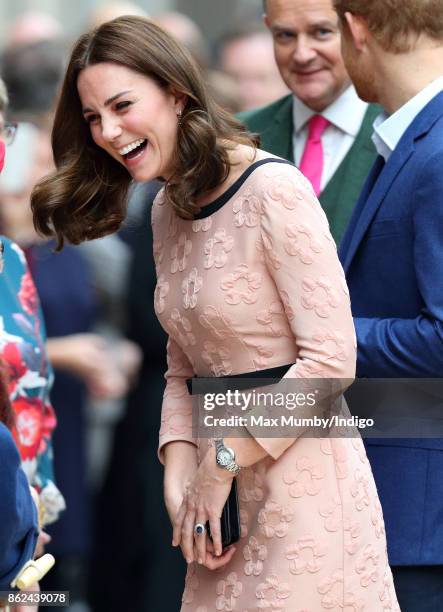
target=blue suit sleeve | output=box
[355,150,443,377]
[0,424,39,590]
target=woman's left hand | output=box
[172,446,234,565]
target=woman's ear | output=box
[169,88,187,114]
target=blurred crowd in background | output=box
[0,2,289,611]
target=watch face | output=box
[217,447,234,466]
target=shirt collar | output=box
[293,85,368,135]
[372,74,443,161]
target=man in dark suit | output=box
[335,0,443,609]
[240,0,379,243]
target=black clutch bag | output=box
[208,478,240,549]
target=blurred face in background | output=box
[219,31,289,111]
[265,0,350,111]
[0,123,54,245]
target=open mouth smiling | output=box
[118,138,148,159]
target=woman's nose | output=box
[101,116,122,142]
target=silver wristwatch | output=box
[214,439,241,475]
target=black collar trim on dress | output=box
[193,157,294,220]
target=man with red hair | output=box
[336,0,443,609]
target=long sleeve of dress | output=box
[152,196,197,463]
[0,423,39,590]
[248,168,357,459]
[157,337,197,463]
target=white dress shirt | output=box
[372,75,443,161]
[293,85,368,190]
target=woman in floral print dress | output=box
[0,89,39,602]
[0,236,65,526]
[0,82,64,529]
[151,158,399,611]
[30,17,398,611]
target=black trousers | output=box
[392,565,443,612]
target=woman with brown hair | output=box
[31,16,398,610]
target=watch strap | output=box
[215,439,241,475]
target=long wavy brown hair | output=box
[31,16,256,250]
[0,361,14,430]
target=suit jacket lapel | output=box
[342,144,414,272]
[338,154,385,264]
[341,90,443,273]
[340,147,417,272]
[261,96,294,162]
[322,104,379,243]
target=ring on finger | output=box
[194,522,206,536]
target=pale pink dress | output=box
[152,157,399,611]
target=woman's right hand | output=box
[163,441,199,528]
[164,482,186,527]
[166,484,236,570]
[199,539,237,571]
[163,441,235,570]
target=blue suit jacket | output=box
[0,423,39,589]
[339,91,443,565]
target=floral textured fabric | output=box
[152,158,399,610]
[0,236,65,525]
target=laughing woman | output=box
[31,17,399,611]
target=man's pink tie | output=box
[299,114,330,197]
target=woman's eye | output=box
[85,114,100,125]
[116,101,131,111]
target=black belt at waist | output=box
[186,363,292,395]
